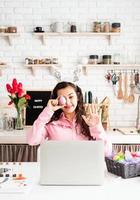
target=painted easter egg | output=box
[58,96,66,105]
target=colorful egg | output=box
[58,96,66,105]
[113,155,120,161]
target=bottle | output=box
[102,55,112,64]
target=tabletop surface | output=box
[0,162,140,200]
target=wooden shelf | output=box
[25,64,59,75]
[0,64,7,76]
[0,33,20,45]
[33,32,120,45]
[81,64,140,75]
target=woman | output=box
[27,81,112,156]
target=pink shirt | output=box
[27,106,112,156]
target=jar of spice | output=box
[88,55,99,64]
[111,23,121,32]
[102,55,112,64]
[103,22,110,32]
[94,22,101,32]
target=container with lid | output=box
[111,23,121,32]
[102,55,112,64]
[103,22,110,32]
[88,55,99,64]
[93,22,101,32]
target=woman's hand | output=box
[47,98,64,112]
[82,103,100,127]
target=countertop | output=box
[0,163,140,200]
[0,127,140,144]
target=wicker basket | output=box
[105,157,140,178]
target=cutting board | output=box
[115,127,139,135]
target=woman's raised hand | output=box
[82,103,100,127]
[47,98,64,112]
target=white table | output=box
[0,163,140,200]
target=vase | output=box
[15,108,24,130]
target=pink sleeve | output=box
[89,123,112,157]
[26,106,54,146]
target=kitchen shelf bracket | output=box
[0,33,20,46]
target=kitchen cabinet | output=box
[0,33,20,45]
[0,144,39,162]
[33,32,120,45]
[0,129,38,162]
[108,129,140,152]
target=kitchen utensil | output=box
[134,71,139,86]
[84,91,88,103]
[111,72,119,96]
[88,91,92,104]
[128,73,135,103]
[117,73,123,99]
[123,72,128,103]
[105,72,112,82]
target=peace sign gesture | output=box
[82,103,101,127]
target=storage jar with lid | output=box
[103,22,110,32]
[88,55,99,64]
[102,55,112,64]
[93,22,101,32]
[111,23,121,32]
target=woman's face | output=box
[57,86,78,114]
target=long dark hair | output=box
[48,81,92,140]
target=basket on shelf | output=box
[105,157,140,179]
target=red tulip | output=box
[18,88,24,97]
[12,78,18,93]
[6,84,12,93]
[18,82,23,89]
[6,78,31,109]
[8,101,13,105]
[24,94,31,100]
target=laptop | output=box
[40,140,104,186]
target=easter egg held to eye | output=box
[58,96,66,105]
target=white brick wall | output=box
[0,0,140,127]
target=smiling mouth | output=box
[64,105,72,109]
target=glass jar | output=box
[3,113,14,131]
[88,55,98,64]
[102,55,112,64]
[103,22,110,32]
[111,23,121,32]
[113,53,121,64]
[94,22,101,32]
